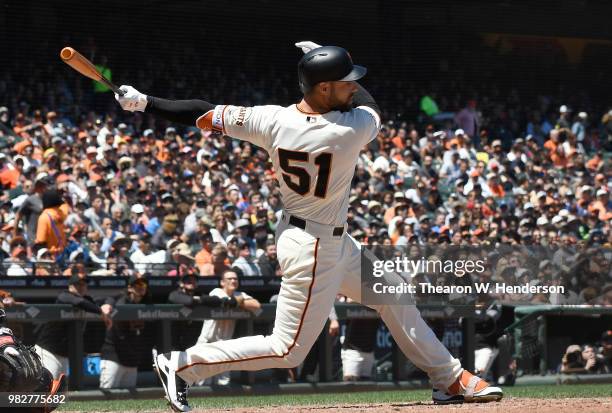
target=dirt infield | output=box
[183,397,611,413]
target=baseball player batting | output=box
[115,41,503,412]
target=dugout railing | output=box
[4,303,476,390]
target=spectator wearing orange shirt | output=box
[0,154,20,189]
[36,189,69,258]
[543,129,567,167]
[589,190,611,221]
[391,128,406,150]
[486,174,505,198]
[195,232,214,274]
[586,152,603,172]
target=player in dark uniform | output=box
[1,294,66,413]
[35,273,112,380]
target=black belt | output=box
[288,215,344,237]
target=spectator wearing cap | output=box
[233,218,255,250]
[463,170,488,197]
[151,213,179,251]
[35,189,68,259]
[13,172,48,244]
[35,272,112,380]
[34,247,58,276]
[129,204,148,235]
[257,240,281,277]
[99,275,149,389]
[167,243,197,277]
[195,269,261,385]
[557,105,572,129]
[486,174,505,198]
[231,238,261,277]
[130,232,162,275]
[577,185,593,210]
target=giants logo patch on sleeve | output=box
[228,106,252,127]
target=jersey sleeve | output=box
[196,105,281,150]
[355,106,381,145]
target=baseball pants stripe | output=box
[175,220,344,385]
[174,219,461,390]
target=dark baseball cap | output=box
[180,273,198,284]
[69,273,88,285]
[128,274,148,287]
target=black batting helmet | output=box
[298,46,367,94]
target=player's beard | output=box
[331,99,353,112]
[330,94,354,112]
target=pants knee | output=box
[266,334,309,369]
[282,350,307,368]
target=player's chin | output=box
[334,102,353,112]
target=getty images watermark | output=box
[360,244,611,307]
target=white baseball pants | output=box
[34,345,68,380]
[173,215,462,390]
[341,348,375,379]
[99,359,138,389]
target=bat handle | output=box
[99,76,125,96]
[110,83,126,97]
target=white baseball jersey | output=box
[203,104,380,226]
[196,288,253,343]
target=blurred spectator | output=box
[257,240,281,277]
[34,247,59,276]
[13,172,49,244]
[194,232,214,274]
[231,239,261,276]
[6,238,29,276]
[99,275,149,389]
[34,273,111,379]
[35,189,68,259]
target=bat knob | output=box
[60,47,75,61]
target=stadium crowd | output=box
[0,59,611,307]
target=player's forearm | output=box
[353,83,380,116]
[145,96,216,126]
[242,299,261,312]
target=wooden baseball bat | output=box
[59,47,125,96]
